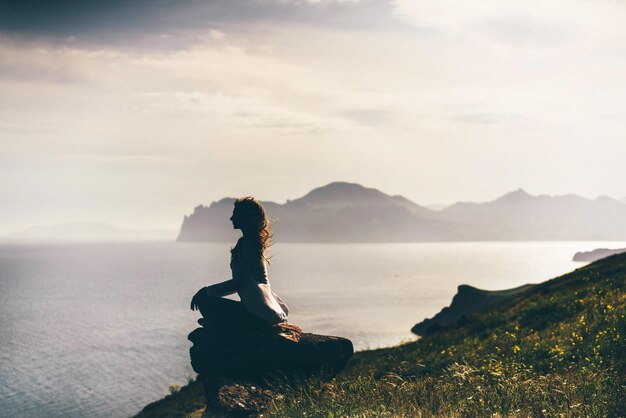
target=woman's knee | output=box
[197,293,215,316]
[198,294,236,319]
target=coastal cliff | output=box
[411,283,536,336]
[135,253,626,417]
[573,247,626,262]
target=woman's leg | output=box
[198,293,240,323]
[197,293,267,333]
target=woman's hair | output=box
[233,196,273,262]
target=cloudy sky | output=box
[1,0,625,235]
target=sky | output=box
[1,0,626,235]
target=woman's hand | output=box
[190,280,238,310]
[190,287,207,311]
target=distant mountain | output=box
[438,189,626,240]
[5,222,175,242]
[426,204,447,211]
[177,182,452,242]
[177,183,626,242]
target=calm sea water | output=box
[1,240,624,418]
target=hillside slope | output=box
[136,253,625,417]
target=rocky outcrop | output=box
[411,284,536,336]
[573,248,626,262]
[188,322,353,413]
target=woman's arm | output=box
[190,278,240,311]
[204,279,239,297]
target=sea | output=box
[1,240,624,418]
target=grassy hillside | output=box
[136,253,625,417]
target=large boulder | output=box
[188,323,353,408]
[190,327,353,377]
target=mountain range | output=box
[177,182,626,242]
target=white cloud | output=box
[392,0,626,52]
[140,90,354,134]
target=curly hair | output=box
[233,197,273,262]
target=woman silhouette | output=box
[190,197,294,335]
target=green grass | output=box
[137,253,626,417]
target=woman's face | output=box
[230,207,242,230]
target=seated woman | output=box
[190,197,298,339]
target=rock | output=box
[189,327,353,377]
[188,324,353,408]
[411,283,536,336]
[573,248,626,262]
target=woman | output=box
[190,197,296,337]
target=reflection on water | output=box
[1,240,623,417]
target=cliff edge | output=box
[411,283,536,336]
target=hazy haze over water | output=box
[1,240,624,417]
